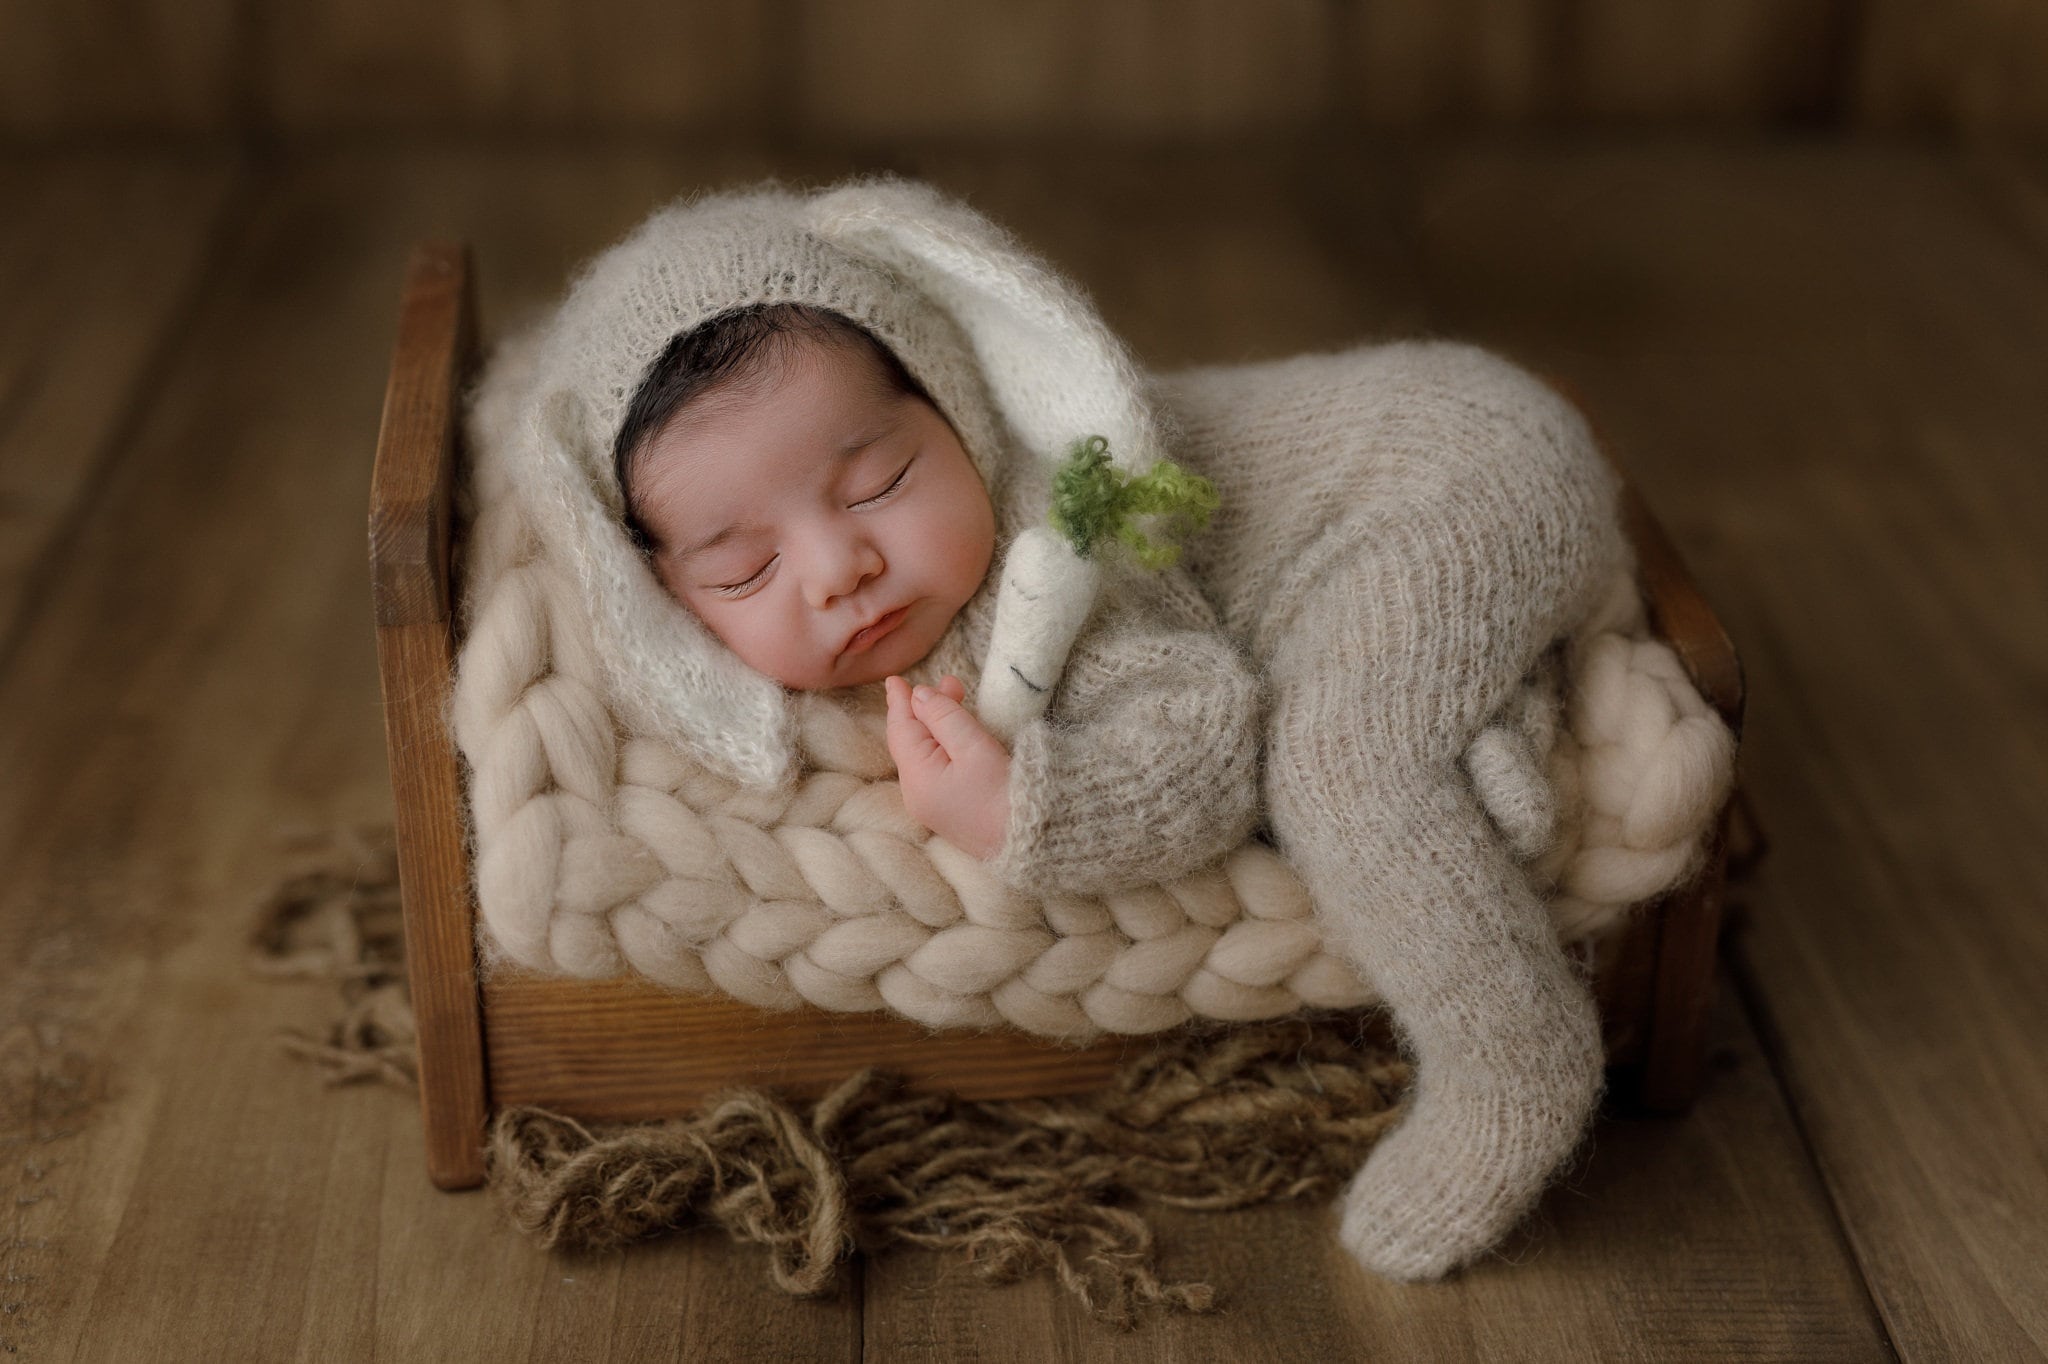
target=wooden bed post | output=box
[369,242,491,1189]
[1617,480,1748,1112]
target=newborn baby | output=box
[492,178,1631,1281]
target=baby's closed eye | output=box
[709,559,776,595]
[854,457,914,507]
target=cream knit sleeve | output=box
[985,568,1263,896]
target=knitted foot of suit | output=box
[1159,340,1629,1280]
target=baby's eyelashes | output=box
[707,557,776,595]
[853,459,914,507]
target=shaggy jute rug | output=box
[250,825,1411,1328]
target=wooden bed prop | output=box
[370,242,1748,1192]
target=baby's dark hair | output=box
[613,303,932,554]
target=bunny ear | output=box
[806,179,1173,735]
[531,388,796,789]
[806,179,1163,477]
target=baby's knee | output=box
[1368,340,1610,502]
[1261,721,1486,857]
[1372,339,1577,430]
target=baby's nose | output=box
[805,538,885,609]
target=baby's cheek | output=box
[939,521,996,610]
[687,598,787,683]
[921,447,997,608]
[765,623,837,690]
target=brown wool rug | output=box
[251,825,1411,1328]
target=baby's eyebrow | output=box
[675,423,900,561]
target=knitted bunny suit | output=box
[490,178,1628,1282]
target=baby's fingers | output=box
[885,676,944,771]
[911,684,1004,762]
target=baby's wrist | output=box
[973,788,1010,861]
[934,783,1008,861]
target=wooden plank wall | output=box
[3,0,2046,141]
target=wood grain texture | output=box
[0,0,238,135]
[1560,0,1849,123]
[5,1,2047,139]
[1852,0,2048,135]
[0,150,860,1363]
[862,979,1889,1360]
[369,242,469,628]
[377,619,489,1187]
[1344,0,1847,128]
[0,159,420,1361]
[0,153,237,656]
[1390,140,2048,1361]
[1618,478,1747,727]
[484,971,1140,1119]
[792,0,1336,141]
[368,245,491,1188]
[254,0,776,133]
[898,147,1429,365]
[1638,812,1730,1113]
[479,920,1690,1129]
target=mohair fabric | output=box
[1154,344,1633,1279]
[456,177,1736,1282]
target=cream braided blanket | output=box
[452,429,1734,1041]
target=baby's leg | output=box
[1180,338,1626,1278]
[1265,544,1606,1282]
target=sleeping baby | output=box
[609,298,1256,887]
[486,178,1642,1282]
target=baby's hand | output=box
[884,674,1011,860]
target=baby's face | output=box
[632,339,996,691]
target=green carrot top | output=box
[1047,436,1220,570]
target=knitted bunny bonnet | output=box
[504,177,1170,788]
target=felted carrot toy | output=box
[977,435,1219,738]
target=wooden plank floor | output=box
[2,138,2043,1360]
